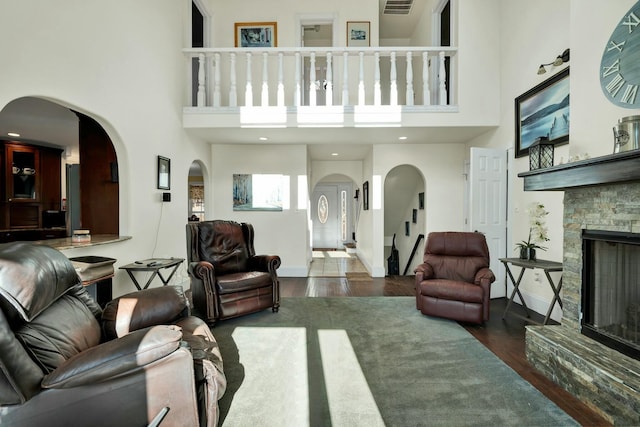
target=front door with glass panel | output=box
[312,184,339,249]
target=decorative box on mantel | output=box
[528,137,554,170]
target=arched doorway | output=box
[384,165,425,275]
[0,97,119,237]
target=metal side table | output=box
[499,257,563,325]
[120,258,184,290]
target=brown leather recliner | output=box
[0,242,226,427]
[186,220,281,325]
[414,231,496,324]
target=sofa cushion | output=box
[15,294,101,373]
[0,242,81,323]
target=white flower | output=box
[515,202,550,251]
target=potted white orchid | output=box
[515,202,549,261]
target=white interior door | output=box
[312,184,339,249]
[469,147,507,298]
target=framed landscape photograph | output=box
[233,173,284,211]
[515,67,570,157]
[235,22,277,48]
[347,21,370,47]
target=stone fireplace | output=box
[518,151,640,425]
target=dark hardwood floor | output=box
[279,274,611,426]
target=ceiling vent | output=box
[383,0,413,15]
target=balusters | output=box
[358,51,365,106]
[405,52,413,106]
[197,53,206,107]
[326,52,333,106]
[309,52,317,107]
[390,51,398,106]
[229,53,237,107]
[295,52,301,107]
[342,51,349,106]
[422,52,430,106]
[438,51,447,106]
[245,52,253,107]
[374,52,381,106]
[213,53,221,107]
[261,52,269,107]
[189,48,454,109]
[277,52,285,107]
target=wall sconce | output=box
[529,137,554,170]
[537,48,570,75]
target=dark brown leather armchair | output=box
[414,231,495,324]
[0,242,226,427]
[186,220,281,325]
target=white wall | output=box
[470,0,638,321]
[208,0,379,47]
[0,0,212,297]
[367,143,466,276]
[210,144,309,276]
[310,160,363,190]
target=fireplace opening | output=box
[582,230,640,361]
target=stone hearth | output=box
[518,155,640,425]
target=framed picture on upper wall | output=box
[515,67,570,157]
[235,22,277,47]
[347,21,370,47]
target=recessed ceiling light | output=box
[331,152,339,156]
[259,137,268,141]
[398,136,407,140]
[7,132,20,137]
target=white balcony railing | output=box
[183,47,457,110]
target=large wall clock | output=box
[600,1,640,108]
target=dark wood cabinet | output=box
[1,141,62,230]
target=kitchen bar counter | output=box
[34,234,132,250]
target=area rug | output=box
[213,297,578,427]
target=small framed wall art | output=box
[235,22,277,47]
[157,156,170,190]
[363,181,369,210]
[347,21,370,47]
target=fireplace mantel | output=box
[518,150,640,191]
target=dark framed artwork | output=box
[412,209,417,223]
[418,192,424,209]
[157,156,170,190]
[363,181,369,210]
[515,67,570,158]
